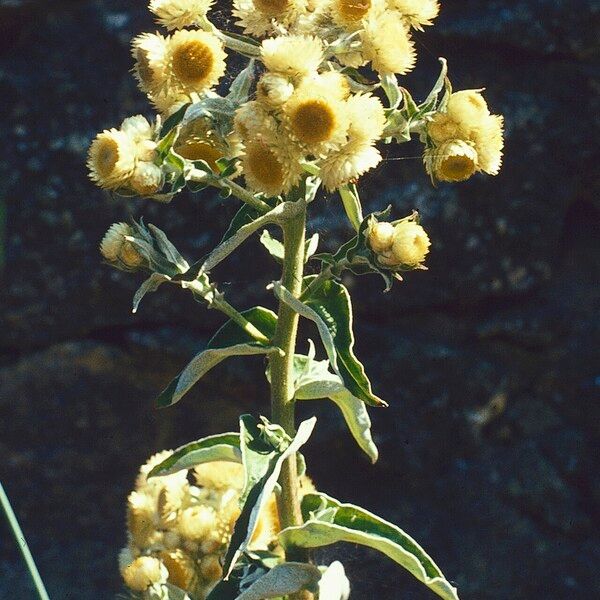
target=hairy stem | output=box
[269,202,308,566]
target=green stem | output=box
[0,482,50,600]
[269,203,308,564]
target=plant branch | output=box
[269,202,308,568]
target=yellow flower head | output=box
[257,72,295,106]
[87,129,137,189]
[234,100,275,139]
[149,0,215,30]
[318,137,381,191]
[160,549,198,590]
[233,0,309,37]
[100,223,145,269]
[283,88,349,151]
[389,220,430,267]
[163,29,227,96]
[127,490,158,547]
[345,92,386,143]
[296,70,351,101]
[361,10,416,75]
[388,0,440,30]
[130,162,164,196]
[131,33,169,96]
[425,139,478,182]
[471,114,504,176]
[261,35,324,79]
[200,554,224,582]
[328,0,383,27]
[426,112,461,145]
[241,134,303,196]
[446,89,491,138]
[122,556,168,592]
[193,462,244,490]
[368,221,395,253]
[177,505,218,541]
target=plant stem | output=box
[0,482,50,600]
[269,203,308,563]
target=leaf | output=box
[223,417,317,578]
[227,59,256,105]
[271,281,339,377]
[302,277,386,407]
[318,562,350,600]
[236,562,322,599]
[293,354,379,463]
[421,57,448,114]
[304,233,319,262]
[159,103,191,137]
[147,433,241,478]
[147,583,193,600]
[208,307,278,348]
[156,343,277,408]
[132,273,171,313]
[221,203,267,244]
[259,229,284,263]
[280,493,459,600]
[380,73,401,109]
[339,184,363,232]
[147,224,189,272]
[206,558,270,600]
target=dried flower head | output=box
[132,33,169,95]
[368,221,395,253]
[319,138,381,191]
[425,139,478,182]
[131,162,164,196]
[261,35,324,78]
[149,0,215,30]
[361,10,416,75]
[389,0,440,30]
[233,0,309,37]
[122,556,168,591]
[87,129,137,189]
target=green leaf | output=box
[259,229,284,263]
[302,277,386,407]
[400,87,420,119]
[132,273,171,314]
[227,59,256,105]
[420,57,448,114]
[222,203,266,244]
[147,224,189,272]
[206,557,270,600]
[209,307,278,348]
[147,433,241,478]
[293,353,379,463]
[339,184,363,232]
[380,73,401,109]
[304,233,319,262]
[280,493,459,600]
[156,343,277,408]
[159,103,191,138]
[236,562,322,599]
[223,417,316,578]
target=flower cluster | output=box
[119,452,313,598]
[424,90,504,182]
[87,116,163,193]
[368,215,430,269]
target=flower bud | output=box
[177,505,217,541]
[130,161,163,196]
[100,223,145,270]
[426,139,478,183]
[390,221,430,267]
[368,221,395,254]
[257,72,294,106]
[122,556,168,591]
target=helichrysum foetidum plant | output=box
[89,1,504,598]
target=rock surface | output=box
[0,1,598,599]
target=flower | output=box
[446,89,490,134]
[233,0,309,38]
[368,221,395,253]
[177,505,218,541]
[389,220,430,266]
[361,10,416,75]
[160,549,198,590]
[388,0,440,30]
[283,88,349,151]
[328,0,383,27]
[471,114,504,176]
[260,35,324,78]
[149,0,215,30]
[87,129,137,189]
[162,29,227,96]
[131,33,169,96]
[318,137,381,191]
[345,92,386,142]
[122,556,168,591]
[256,72,295,106]
[130,162,164,196]
[425,139,478,182]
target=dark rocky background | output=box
[0,0,599,598]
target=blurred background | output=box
[0,0,598,598]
